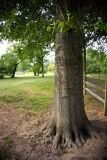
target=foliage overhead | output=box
[0,0,106,49]
[0,1,106,78]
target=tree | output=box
[0,43,25,78]
[0,0,107,148]
[17,59,32,72]
[32,61,41,76]
[0,63,8,79]
[6,43,24,77]
[101,56,107,74]
[0,52,20,78]
[86,48,106,76]
[44,60,51,73]
[34,50,48,77]
[48,63,55,72]
[31,49,48,77]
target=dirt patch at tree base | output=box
[0,101,107,160]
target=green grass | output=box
[1,71,105,114]
[87,73,106,77]
[0,72,54,114]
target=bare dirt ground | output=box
[0,96,107,160]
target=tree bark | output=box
[41,58,44,77]
[11,63,18,78]
[38,69,39,76]
[83,47,87,95]
[43,1,97,149]
[34,72,36,76]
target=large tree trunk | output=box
[44,32,93,148]
[43,1,96,149]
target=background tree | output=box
[0,52,20,78]
[48,63,55,72]
[32,61,41,76]
[0,59,8,78]
[101,56,107,74]
[17,59,32,73]
[86,48,106,76]
[31,49,49,77]
[0,42,25,78]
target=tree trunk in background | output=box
[44,1,95,148]
[34,72,36,76]
[11,63,18,78]
[41,61,44,77]
[99,72,100,77]
[38,69,39,76]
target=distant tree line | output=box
[86,48,107,76]
[0,43,55,79]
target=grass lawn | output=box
[0,72,54,114]
[87,73,106,77]
[0,71,104,115]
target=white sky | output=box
[46,51,55,62]
[0,40,10,56]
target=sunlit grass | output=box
[0,72,54,113]
[0,72,104,114]
[87,73,106,77]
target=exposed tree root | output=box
[42,123,99,150]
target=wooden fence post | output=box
[104,77,107,116]
[83,47,87,95]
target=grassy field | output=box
[0,71,104,115]
[87,73,106,77]
[0,72,54,114]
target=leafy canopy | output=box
[0,0,106,52]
